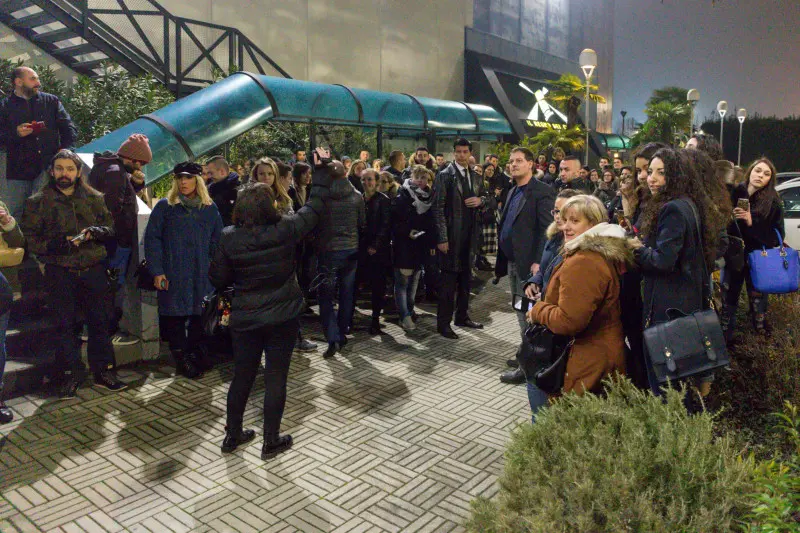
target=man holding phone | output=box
[0,67,78,219]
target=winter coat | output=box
[0,199,24,250]
[391,184,434,270]
[495,178,555,280]
[208,172,240,226]
[21,180,114,269]
[560,177,594,194]
[0,92,77,181]
[528,224,631,395]
[431,162,496,272]
[594,187,616,208]
[360,191,392,266]
[525,226,564,295]
[728,183,785,253]
[634,198,708,326]
[144,199,223,316]
[209,166,332,331]
[541,172,557,186]
[88,152,138,249]
[383,166,404,185]
[316,178,365,254]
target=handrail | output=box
[20,0,291,95]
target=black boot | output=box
[261,434,293,460]
[173,350,203,379]
[0,386,12,424]
[369,318,381,335]
[221,426,256,453]
[720,303,738,345]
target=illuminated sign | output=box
[519,83,567,130]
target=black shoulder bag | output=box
[642,200,729,385]
[519,322,574,395]
[201,287,235,338]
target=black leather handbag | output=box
[521,323,574,394]
[643,200,729,385]
[725,219,746,272]
[133,259,156,291]
[201,288,234,337]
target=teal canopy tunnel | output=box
[78,73,513,186]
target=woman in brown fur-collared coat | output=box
[527,195,633,396]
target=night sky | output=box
[612,0,800,132]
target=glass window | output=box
[781,186,800,219]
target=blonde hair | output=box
[251,157,292,214]
[560,194,606,227]
[379,171,399,194]
[347,160,367,180]
[166,173,213,206]
[410,164,433,184]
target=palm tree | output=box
[646,86,689,108]
[630,101,691,147]
[531,126,586,155]
[546,73,607,114]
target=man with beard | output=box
[88,134,153,346]
[0,67,77,219]
[21,150,124,398]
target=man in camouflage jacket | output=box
[21,149,127,398]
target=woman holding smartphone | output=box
[721,158,785,341]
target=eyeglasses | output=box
[550,208,561,217]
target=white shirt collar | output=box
[454,162,467,175]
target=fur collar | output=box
[562,223,635,266]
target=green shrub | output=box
[467,379,755,533]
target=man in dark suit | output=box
[494,147,555,385]
[431,138,496,339]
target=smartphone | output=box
[512,294,534,312]
[30,121,45,133]
[737,198,750,211]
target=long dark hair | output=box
[48,149,101,195]
[232,182,281,227]
[632,142,666,208]
[682,148,733,222]
[743,157,780,219]
[639,147,724,268]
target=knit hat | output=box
[118,134,152,164]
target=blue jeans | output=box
[0,271,12,387]
[4,171,49,219]
[527,381,549,422]
[318,249,358,343]
[394,268,421,320]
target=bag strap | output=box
[774,228,785,248]
[683,199,711,308]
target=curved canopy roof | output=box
[594,132,631,152]
[79,73,512,185]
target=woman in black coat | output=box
[721,157,785,340]
[630,147,725,393]
[391,166,435,331]
[209,149,333,460]
[358,169,392,334]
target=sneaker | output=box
[94,370,127,392]
[79,325,88,343]
[0,400,13,424]
[59,372,83,400]
[295,338,318,353]
[112,333,140,346]
[401,316,416,331]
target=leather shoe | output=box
[438,327,459,339]
[500,367,526,384]
[506,358,519,368]
[323,343,337,359]
[0,401,13,424]
[455,319,483,329]
[221,427,256,453]
[262,434,293,459]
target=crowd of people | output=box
[0,66,788,462]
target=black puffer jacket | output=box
[88,151,138,249]
[208,171,240,226]
[209,166,332,331]
[316,178,365,253]
[361,191,391,265]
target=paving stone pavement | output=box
[0,275,531,532]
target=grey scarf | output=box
[402,179,432,214]
[178,194,202,210]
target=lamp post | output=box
[620,110,627,136]
[687,89,699,139]
[579,48,597,166]
[737,108,747,166]
[717,100,728,149]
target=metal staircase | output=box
[0,0,291,96]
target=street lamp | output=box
[620,110,627,136]
[737,108,747,166]
[687,89,699,138]
[579,48,597,166]
[717,100,728,148]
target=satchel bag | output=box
[643,199,730,385]
[521,323,574,394]
[747,228,799,294]
[201,287,234,337]
[133,259,156,291]
[724,220,746,272]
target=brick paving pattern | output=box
[0,277,529,532]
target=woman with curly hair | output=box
[630,147,726,393]
[250,158,293,215]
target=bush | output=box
[467,379,755,533]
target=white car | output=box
[777,179,800,249]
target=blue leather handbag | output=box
[747,229,799,294]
